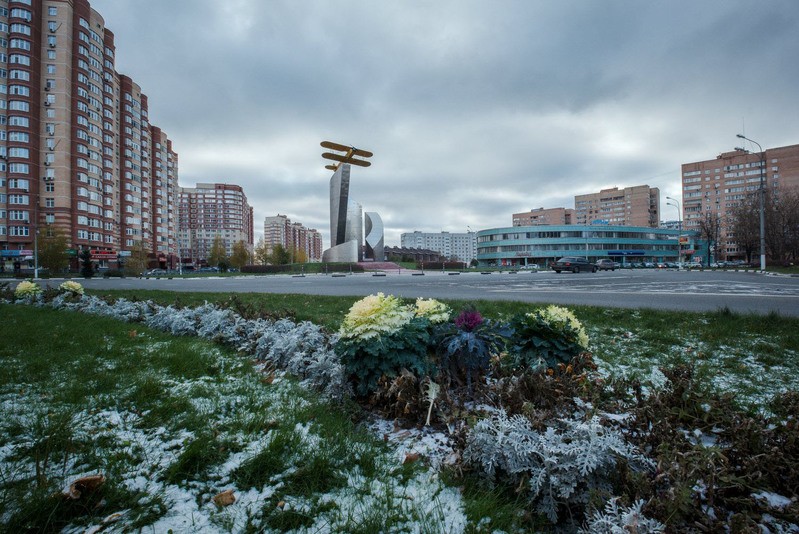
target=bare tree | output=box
[696,213,723,265]
[765,188,799,265]
[727,193,760,264]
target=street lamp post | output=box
[666,196,682,269]
[736,134,766,271]
[33,193,39,279]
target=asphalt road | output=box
[69,268,799,317]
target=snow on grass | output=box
[0,334,467,532]
[587,325,799,409]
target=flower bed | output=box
[3,283,797,532]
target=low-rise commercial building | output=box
[476,225,702,267]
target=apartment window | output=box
[9,24,31,35]
[9,85,29,96]
[9,54,30,66]
[47,50,55,60]
[45,183,54,192]
[9,69,29,80]
[10,226,30,237]
[9,38,30,50]
[8,100,29,112]
[8,116,28,127]
[45,198,55,208]
[10,9,32,21]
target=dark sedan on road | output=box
[552,257,597,273]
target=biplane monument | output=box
[320,141,383,263]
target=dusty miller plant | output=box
[464,410,654,524]
[579,498,665,533]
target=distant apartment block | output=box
[513,207,574,226]
[177,183,253,265]
[680,143,799,258]
[400,231,477,263]
[574,185,660,227]
[0,0,181,269]
[263,214,322,263]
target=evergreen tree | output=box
[79,248,94,278]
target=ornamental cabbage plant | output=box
[339,292,415,341]
[508,305,590,371]
[58,280,84,296]
[14,280,42,300]
[414,298,451,324]
[336,293,431,396]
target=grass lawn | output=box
[0,304,464,532]
[2,289,798,531]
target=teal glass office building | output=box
[476,225,705,267]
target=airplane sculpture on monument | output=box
[320,141,374,263]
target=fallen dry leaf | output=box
[65,474,106,500]
[213,489,236,507]
[403,452,421,465]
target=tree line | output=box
[696,187,799,266]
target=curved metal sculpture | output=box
[321,142,372,264]
[364,212,384,261]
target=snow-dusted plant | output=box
[336,293,433,396]
[144,305,199,336]
[194,303,250,346]
[14,280,42,301]
[579,498,665,533]
[58,280,84,296]
[414,297,451,324]
[508,305,590,371]
[464,411,653,524]
[339,292,415,341]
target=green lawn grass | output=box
[0,304,464,532]
[3,290,798,531]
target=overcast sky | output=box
[90,0,799,247]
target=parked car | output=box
[595,259,616,271]
[144,269,167,276]
[552,257,597,273]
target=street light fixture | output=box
[736,134,766,271]
[666,196,682,269]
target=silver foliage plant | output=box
[579,498,665,533]
[464,410,655,525]
[37,294,349,401]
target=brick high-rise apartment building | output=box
[0,0,179,269]
[574,185,660,227]
[680,143,799,259]
[177,183,253,266]
[263,214,322,263]
[512,207,574,226]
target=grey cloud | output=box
[89,0,799,246]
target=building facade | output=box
[0,0,180,269]
[513,207,574,226]
[681,143,799,260]
[476,225,702,267]
[400,231,477,264]
[177,183,253,266]
[263,214,322,263]
[574,185,660,227]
